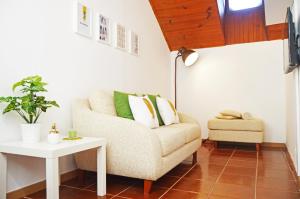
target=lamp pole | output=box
[174,47,199,109]
[174,52,182,109]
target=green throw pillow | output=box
[147,94,164,126]
[114,91,136,120]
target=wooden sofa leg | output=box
[256,143,260,151]
[144,180,153,195]
[192,151,197,165]
[214,141,218,148]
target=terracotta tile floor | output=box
[24,143,300,199]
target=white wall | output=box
[171,40,286,143]
[0,0,170,192]
[264,0,293,25]
[285,68,298,172]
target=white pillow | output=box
[128,95,159,128]
[156,97,179,125]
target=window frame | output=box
[228,0,263,11]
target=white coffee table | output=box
[0,137,106,199]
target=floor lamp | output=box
[174,47,199,108]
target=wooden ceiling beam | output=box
[149,0,225,51]
[266,23,288,41]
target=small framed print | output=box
[128,30,139,56]
[97,14,110,45]
[114,23,126,50]
[74,2,92,38]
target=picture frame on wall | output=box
[74,2,92,38]
[128,30,139,56]
[96,14,110,45]
[114,23,126,50]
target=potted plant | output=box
[0,75,59,143]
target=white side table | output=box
[0,137,106,199]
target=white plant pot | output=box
[21,124,41,143]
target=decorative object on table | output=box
[174,47,199,108]
[63,130,82,140]
[114,23,126,50]
[96,14,110,45]
[74,2,92,38]
[48,123,61,144]
[0,75,59,143]
[128,30,139,55]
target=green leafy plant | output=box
[0,75,59,123]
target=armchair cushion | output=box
[208,118,264,131]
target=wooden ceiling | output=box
[149,0,226,51]
[149,0,288,51]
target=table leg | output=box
[46,158,59,199]
[97,146,106,196]
[0,153,7,199]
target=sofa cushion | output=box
[147,94,164,126]
[89,91,116,115]
[156,97,179,125]
[114,91,136,120]
[128,95,159,128]
[153,123,201,156]
[208,118,264,131]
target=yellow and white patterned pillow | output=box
[156,97,179,125]
[128,95,159,128]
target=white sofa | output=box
[72,91,201,194]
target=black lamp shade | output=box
[179,47,199,66]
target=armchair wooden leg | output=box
[144,180,153,195]
[256,143,260,151]
[78,169,86,185]
[192,151,197,165]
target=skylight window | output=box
[229,0,262,11]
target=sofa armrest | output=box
[178,112,199,124]
[72,99,162,180]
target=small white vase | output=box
[48,133,61,144]
[21,124,41,143]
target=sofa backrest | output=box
[89,90,116,116]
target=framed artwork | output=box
[114,23,126,50]
[128,30,139,56]
[74,2,92,38]
[97,14,110,45]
